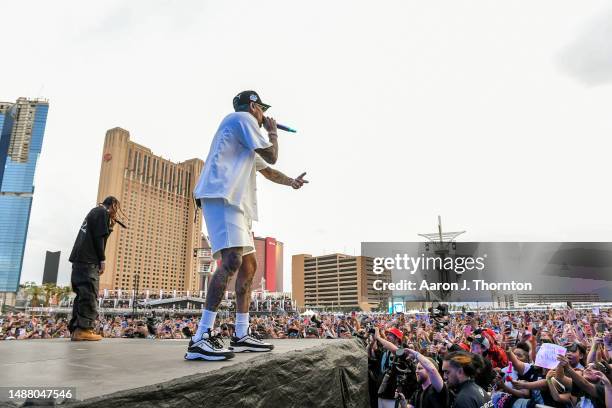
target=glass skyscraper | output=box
[0,98,49,293]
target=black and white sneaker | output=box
[184,329,235,361]
[229,334,274,352]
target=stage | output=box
[0,338,368,407]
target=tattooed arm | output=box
[255,117,278,164]
[255,134,278,164]
[259,167,292,186]
[259,168,309,189]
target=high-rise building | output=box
[96,127,204,293]
[292,253,392,312]
[226,236,284,293]
[0,98,49,295]
[42,251,60,285]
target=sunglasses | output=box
[255,103,269,112]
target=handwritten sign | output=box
[535,343,566,369]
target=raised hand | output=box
[593,371,611,387]
[291,172,309,189]
[263,116,277,134]
[556,354,570,368]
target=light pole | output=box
[418,216,466,303]
[132,273,140,317]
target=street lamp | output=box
[132,273,140,316]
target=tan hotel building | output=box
[292,253,392,312]
[96,128,204,293]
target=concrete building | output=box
[42,251,60,285]
[292,253,392,312]
[495,293,601,308]
[226,236,284,293]
[0,98,49,300]
[96,127,204,293]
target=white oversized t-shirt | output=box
[194,112,271,221]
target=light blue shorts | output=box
[202,198,255,260]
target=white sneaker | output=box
[229,334,274,352]
[184,329,235,361]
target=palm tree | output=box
[42,283,59,307]
[23,282,43,307]
[57,286,73,306]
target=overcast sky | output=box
[3,1,612,291]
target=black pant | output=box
[69,263,100,332]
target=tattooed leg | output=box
[205,247,242,311]
[235,253,257,313]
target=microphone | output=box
[265,117,297,133]
[277,123,297,133]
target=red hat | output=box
[386,327,403,340]
[483,328,497,340]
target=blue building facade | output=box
[0,98,49,293]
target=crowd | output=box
[0,309,361,340]
[0,313,194,340]
[0,312,353,340]
[364,306,612,408]
[0,313,71,340]
[2,307,611,408]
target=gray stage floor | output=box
[0,338,332,401]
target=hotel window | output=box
[135,151,141,174]
[152,159,158,186]
[127,148,133,171]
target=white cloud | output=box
[558,10,612,86]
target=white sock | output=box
[235,313,249,338]
[194,309,217,340]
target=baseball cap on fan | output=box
[472,334,490,350]
[233,90,271,112]
[386,327,403,340]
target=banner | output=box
[362,242,612,302]
[535,343,566,369]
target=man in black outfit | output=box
[442,351,492,408]
[68,196,120,341]
[403,348,449,408]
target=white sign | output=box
[592,307,600,316]
[535,343,566,369]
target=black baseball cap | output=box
[233,90,271,111]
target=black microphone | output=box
[277,123,297,133]
[264,117,297,133]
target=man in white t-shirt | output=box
[185,90,308,361]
